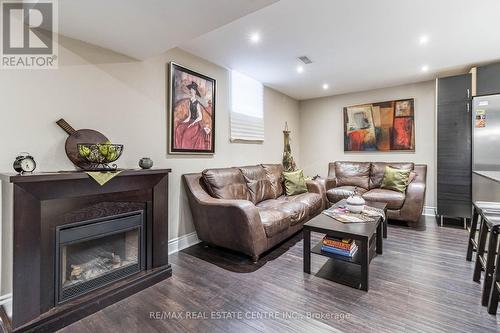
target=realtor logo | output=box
[1,0,58,69]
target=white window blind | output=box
[230,70,264,141]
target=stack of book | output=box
[320,236,358,257]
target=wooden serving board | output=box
[56,119,108,169]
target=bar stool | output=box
[473,213,500,306]
[488,234,500,314]
[467,201,500,261]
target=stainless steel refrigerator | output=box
[472,94,500,202]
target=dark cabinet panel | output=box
[438,75,471,103]
[437,74,472,218]
[438,199,472,219]
[477,63,500,96]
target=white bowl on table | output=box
[346,195,365,214]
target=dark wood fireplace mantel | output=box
[0,169,172,332]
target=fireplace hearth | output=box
[0,169,171,333]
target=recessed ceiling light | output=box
[249,32,260,44]
[419,35,429,45]
[421,65,429,72]
[296,65,304,73]
[322,83,329,90]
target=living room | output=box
[0,0,499,332]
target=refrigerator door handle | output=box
[467,102,470,113]
[467,88,470,99]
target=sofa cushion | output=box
[257,208,291,237]
[202,167,251,201]
[326,186,367,204]
[257,199,308,225]
[282,192,323,217]
[239,165,274,204]
[380,166,412,193]
[262,164,285,198]
[370,162,414,189]
[283,169,307,196]
[363,189,406,210]
[335,162,370,189]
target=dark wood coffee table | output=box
[303,200,387,291]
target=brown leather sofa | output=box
[324,161,427,224]
[183,164,324,261]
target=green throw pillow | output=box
[283,169,308,196]
[380,166,411,193]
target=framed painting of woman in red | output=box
[168,62,216,154]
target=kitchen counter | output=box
[473,171,500,203]
[473,170,500,183]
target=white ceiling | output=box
[58,0,277,60]
[180,0,500,100]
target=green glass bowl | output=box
[77,143,123,170]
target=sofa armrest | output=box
[306,179,327,210]
[182,174,267,257]
[400,165,427,223]
[324,177,337,192]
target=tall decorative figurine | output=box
[282,122,296,172]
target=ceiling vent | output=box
[297,56,312,64]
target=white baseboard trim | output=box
[168,232,200,255]
[423,206,436,217]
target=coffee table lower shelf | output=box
[310,240,376,266]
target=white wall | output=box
[298,81,436,207]
[0,35,300,253]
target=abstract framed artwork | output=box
[343,98,415,152]
[168,62,216,154]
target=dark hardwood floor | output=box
[61,216,500,333]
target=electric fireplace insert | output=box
[55,211,145,304]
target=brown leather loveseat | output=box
[183,164,324,261]
[325,161,427,225]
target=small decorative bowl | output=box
[77,143,123,171]
[346,195,365,214]
[139,157,153,169]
